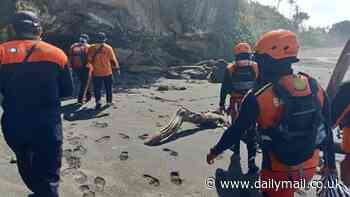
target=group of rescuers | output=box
[0,10,350,197]
[0,11,119,197]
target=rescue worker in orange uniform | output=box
[207,30,337,197]
[332,81,350,186]
[88,32,120,110]
[0,11,73,197]
[219,42,259,174]
[69,33,93,104]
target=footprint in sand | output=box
[143,174,160,187]
[138,133,149,140]
[61,168,74,177]
[66,156,82,169]
[79,185,91,193]
[119,151,129,161]
[73,145,88,156]
[118,133,130,140]
[73,170,88,184]
[65,131,74,138]
[95,136,111,143]
[63,149,73,158]
[94,176,106,192]
[163,148,179,157]
[92,121,109,128]
[82,191,95,197]
[67,136,82,146]
[170,171,183,185]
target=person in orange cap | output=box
[219,42,259,174]
[208,29,337,197]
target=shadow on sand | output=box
[61,103,110,121]
[215,154,262,197]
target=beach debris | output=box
[157,85,187,91]
[145,107,228,146]
[170,171,183,185]
[143,174,160,187]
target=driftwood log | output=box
[144,107,228,146]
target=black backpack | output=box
[261,76,327,166]
[230,63,257,93]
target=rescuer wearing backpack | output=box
[332,81,350,186]
[69,33,93,104]
[88,32,120,110]
[207,29,337,197]
[219,42,259,174]
[0,11,73,197]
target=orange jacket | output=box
[88,43,119,77]
[212,74,336,172]
[256,75,325,171]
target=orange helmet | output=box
[255,29,299,60]
[234,42,252,55]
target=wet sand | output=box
[0,46,346,197]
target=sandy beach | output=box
[0,46,346,197]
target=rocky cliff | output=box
[1,0,245,65]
